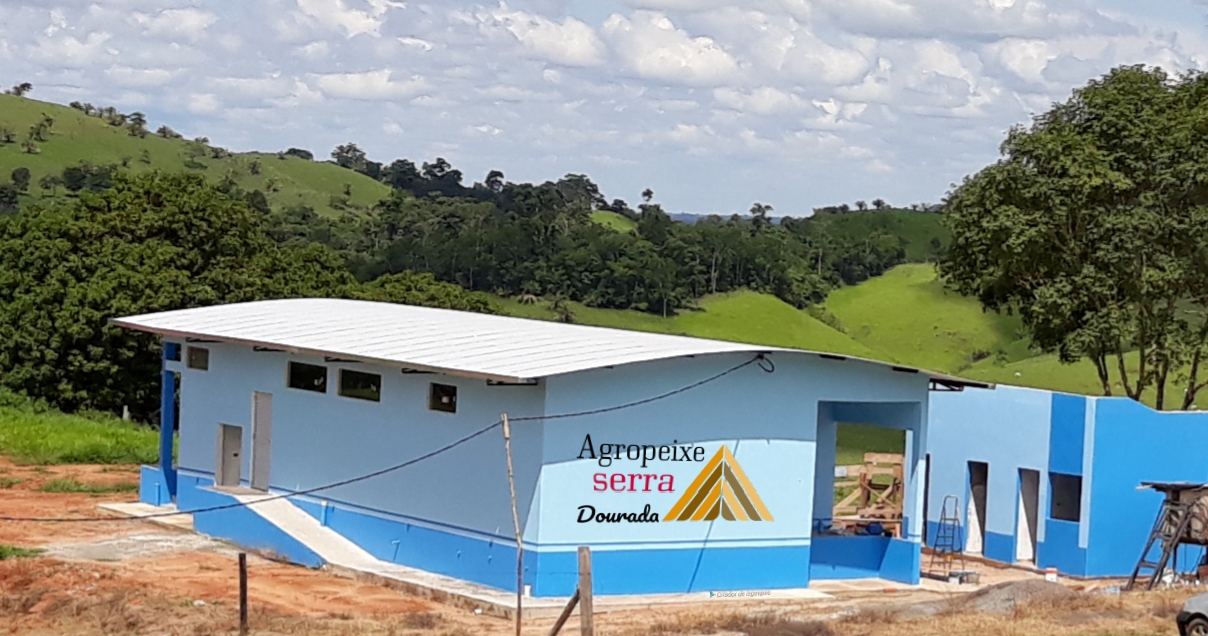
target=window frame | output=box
[429,383,458,413]
[287,361,329,394]
[1049,472,1083,523]
[186,346,209,370]
[338,368,382,402]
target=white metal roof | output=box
[112,298,988,388]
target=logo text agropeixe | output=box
[575,435,773,523]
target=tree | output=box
[0,185,17,212]
[249,158,262,176]
[246,189,271,214]
[0,172,360,416]
[156,125,181,139]
[61,165,88,193]
[284,148,314,161]
[942,65,1208,410]
[127,112,148,138]
[750,202,773,233]
[855,200,868,211]
[332,143,367,171]
[38,174,62,197]
[642,188,654,203]
[872,198,887,210]
[10,168,30,193]
[7,82,32,96]
[485,170,505,193]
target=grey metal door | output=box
[216,424,242,487]
[251,392,273,491]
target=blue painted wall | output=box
[927,385,1053,562]
[929,383,1208,578]
[151,339,932,595]
[538,354,928,592]
[1085,398,1208,576]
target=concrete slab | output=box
[45,532,234,562]
[98,502,194,532]
[96,499,833,620]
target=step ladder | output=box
[1125,497,1198,591]
[928,495,965,576]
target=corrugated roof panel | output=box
[112,298,989,388]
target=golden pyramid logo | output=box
[664,446,773,522]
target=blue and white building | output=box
[926,384,1208,577]
[116,298,985,596]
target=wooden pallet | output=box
[834,452,904,529]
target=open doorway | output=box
[966,461,989,555]
[1017,468,1040,564]
[811,402,923,583]
[923,453,932,547]
[832,423,907,536]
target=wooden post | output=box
[502,414,523,636]
[238,552,248,636]
[578,547,593,636]
[546,589,580,636]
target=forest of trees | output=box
[264,148,926,316]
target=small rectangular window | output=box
[429,383,457,413]
[288,362,328,393]
[339,369,381,402]
[1050,473,1082,522]
[186,347,209,370]
[165,342,182,362]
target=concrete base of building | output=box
[102,499,832,618]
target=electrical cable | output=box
[510,353,771,422]
[0,353,771,523]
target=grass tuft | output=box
[0,544,43,560]
[39,478,139,494]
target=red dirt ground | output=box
[0,458,1196,636]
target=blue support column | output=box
[160,344,179,498]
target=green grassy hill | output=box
[496,289,879,358]
[822,263,1025,374]
[591,211,637,232]
[0,95,391,217]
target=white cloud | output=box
[294,0,400,37]
[29,32,114,67]
[476,6,606,67]
[713,86,802,115]
[311,69,429,100]
[602,11,738,85]
[133,8,219,41]
[2,0,1206,215]
[105,66,176,88]
[187,93,221,114]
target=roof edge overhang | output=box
[111,318,534,384]
[112,313,994,391]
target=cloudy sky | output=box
[2,0,1206,215]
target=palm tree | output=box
[549,294,575,323]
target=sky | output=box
[2,0,1207,216]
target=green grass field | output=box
[823,263,1025,374]
[0,391,160,465]
[0,95,391,217]
[591,211,637,232]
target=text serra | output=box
[593,472,675,492]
